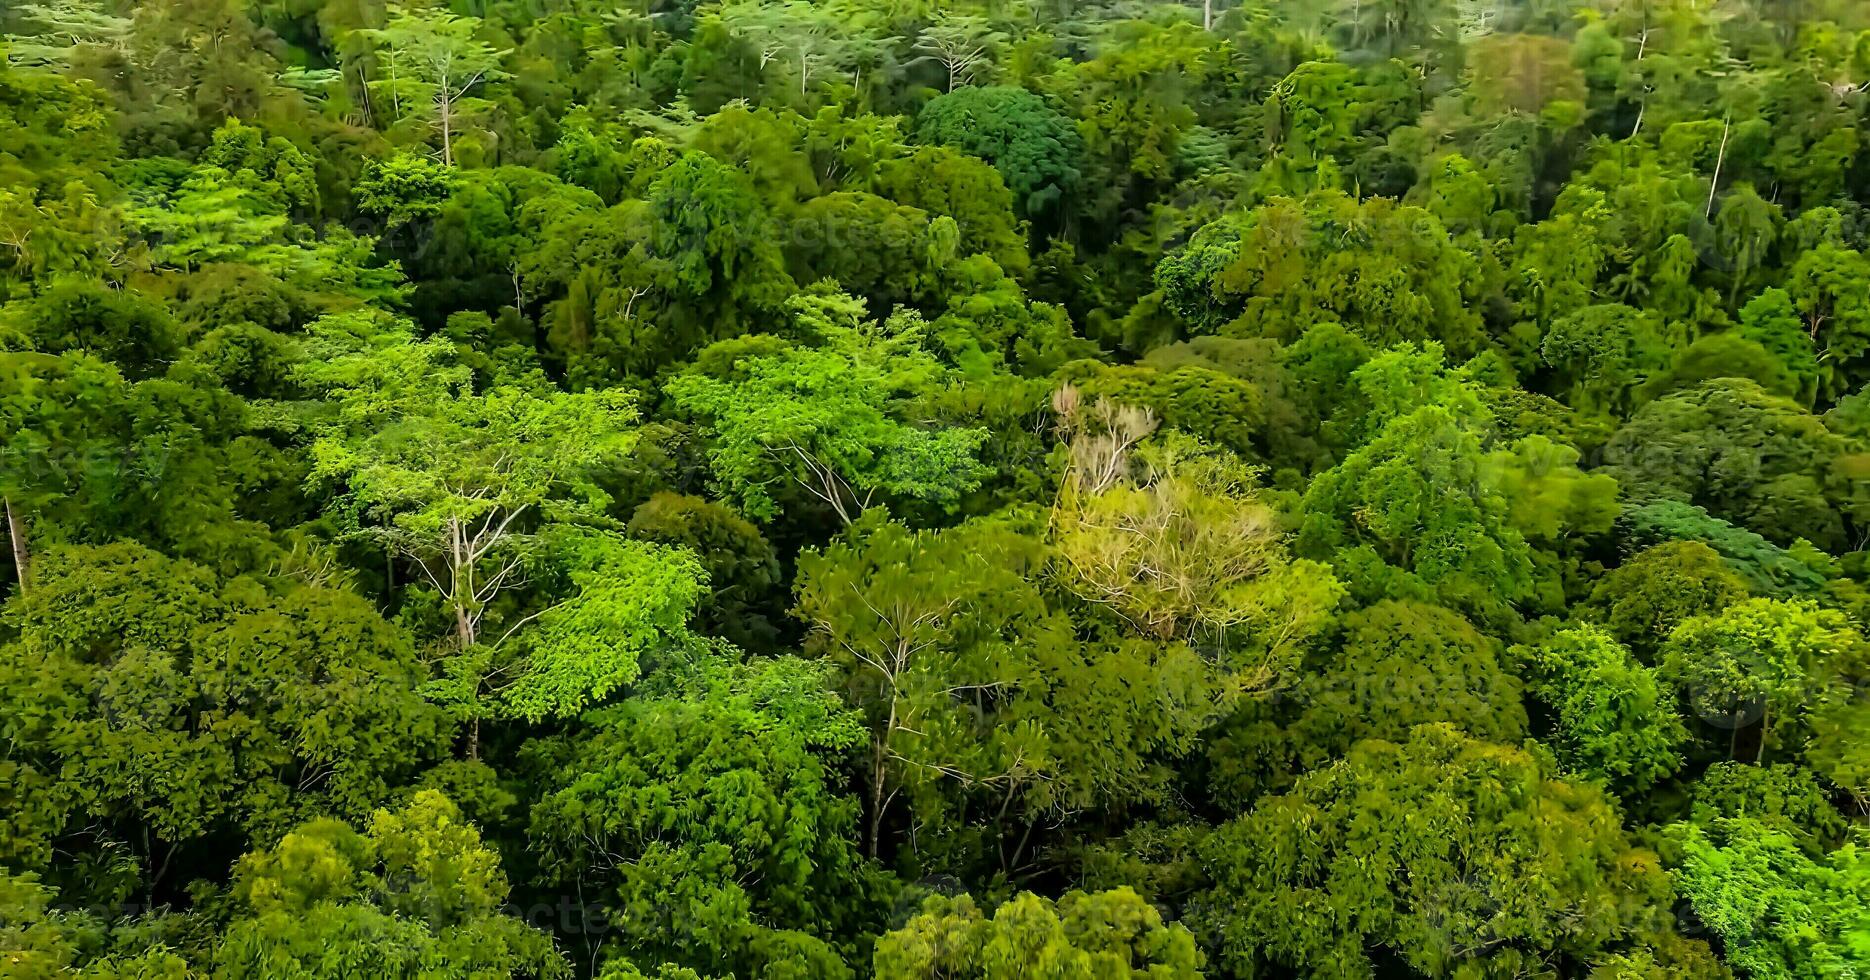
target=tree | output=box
[120,132,406,306]
[626,492,784,652]
[1584,541,1749,656]
[355,6,508,166]
[915,85,1083,223]
[795,511,1214,864]
[878,146,1029,277]
[1601,379,1846,551]
[1192,724,1719,978]
[0,870,188,977]
[1660,598,1862,761]
[0,349,287,579]
[1043,20,1225,192]
[1786,240,1870,400]
[1210,599,1526,804]
[914,14,1006,92]
[666,293,988,524]
[1,0,132,69]
[0,59,120,288]
[529,656,886,980]
[1667,818,1870,980]
[299,312,685,737]
[1539,304,1674,417]
[1738,288,1822,405]
[3,279,182,379]
[1050,389,1342,658]
[216,791,568,979]
[0,541,448,889]
[1516,625,1689,791]
[874,888,1205,978]
[1297,391,1611,624]
[1687,763,1850,852]
[1615,501,1826,599]
[712,1,890,104]
[1156,192,1491,355]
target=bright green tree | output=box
[1668,818,1870,980]
[354,6,508,166]
[1516,625,1689,791]
[299,312,692,734]
[1660,598,1863,760]
[215,791,568,979]
[874,888,1205,978]
[666,293,988,523]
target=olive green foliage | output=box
[1192,725,1709,978]
[0,542,447,869]
[529,657,882,979]
[1602,380,1847,550]
[1585,541,1750,655]
[216,791,567,979]
[1212,600,1525,801]
[874,888,1203,978]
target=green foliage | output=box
[1211,600,1525,803]
[1051,396,1341,657]
[353,6,509,167]
[1660,598,1864,759]
[1193,724,1705,978]
[300,310,636,630]
[4,279,181,378]
[1617,501,1827,598]
[1298,397,1607,623]
[666,293,988,523]
[1585,541,1750,656]
[1157,192,1489,354]
[1688,763,1850,853]
[627,492,783,651]
[217,790,568,978]
[874,888,1204,978]
[8,2,1870,976]
[1516,625,1688,791]
[500,527,707,722]
[1668,818,1870,980]
[0,870,189,978]
[529,655,881,979]
[796,511,1215,860]
[1602,380,1845,549]
[915,85,1082,222]
[0,541,447,871]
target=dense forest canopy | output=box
[3,0,1870,976]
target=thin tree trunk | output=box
[1204,0,1212,30]
[4,496,26,597]
[868,747,887,858]
[868,698,895,858]
[1706,113,1730,219]
[440,93,454,166]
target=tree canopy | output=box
[3,0,1870,976]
